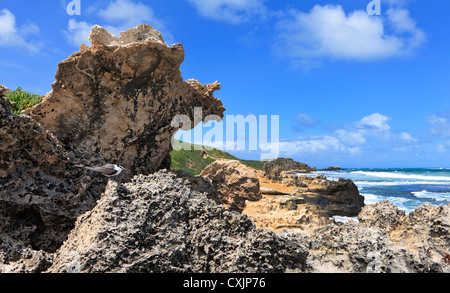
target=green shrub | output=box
[4,87,43,114]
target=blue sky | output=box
[1,0,450,168]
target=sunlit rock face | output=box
[24,24,225,176]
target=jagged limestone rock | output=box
[0,24,225,253]
[24,24,225,176]
[47,171,309,273]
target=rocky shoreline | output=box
[0,24,449,273]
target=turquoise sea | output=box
[314,168,450,214]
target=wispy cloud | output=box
[399,132,417,143]
[435,142,450,153]
[187,0,267,24]
[293,112,320,132]
[281,112,418,158]
[279,135,362,157]
[427,113,450,138]
[0,9,41,53]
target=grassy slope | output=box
[170,140,265,175]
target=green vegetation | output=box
[4,87,43,114]
[170,140,265,175]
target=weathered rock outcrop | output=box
[243,172,363,234]
[200,160,262,213]
[0,96,102,252]
[243,193,328,234]
[23,24,225,176]
[276,174,364,217]
[264,158,316,180]
[0,24,225,253]
[47,171,308,273]
[298,175,364,217]
[358,200,450,272]
[0,85,11,97]
[0,233,52,273]
[295,201,450,273]
[321,166,343,171]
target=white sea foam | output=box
[354,181,450,187]
[411,190,450,202]
[361,193,413,212]
[351,171,450,181]
[362,193,383,205]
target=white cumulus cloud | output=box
[359,113,391,131]
[275,4,425,66]
[0,9,40,53]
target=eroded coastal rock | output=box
[265,171,364,217]
[0,24,225,253]
[263,158,316,181]
[47,171,309,273]
[23,24,225,176]
[0,85,11,97]
[0,96,101,252]
[1,23,449,274]
[200,159,262,213]
[359,200,450,272]
[296,174,364,217]
[296,201,450,273]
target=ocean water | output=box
[312,168,450,214]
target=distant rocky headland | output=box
[321,166,344,171]
[0,24,449,273]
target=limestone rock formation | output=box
[295,221,404,273]
[243,193,329,234]
[47,171,309,273]
[260,187,290,195]
[200,160,262,213]
[300,176,364,217]
[283,174,364,217]
[0,96,102,252]
[0,24,225,253]
[0,233,52,273]
[2,23,449,274]
[170,169,221,205]
[23,24,225,176]
[358,201,450,272]
[296,201,450,273]
[321,166,343,171]
[244,171,364,233]
[0,85,11,97]
[357,200,406,232]
[263,158,316,181]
